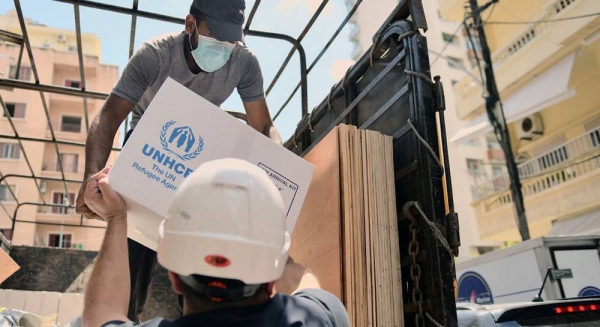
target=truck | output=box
[1,0,460,326]
[456,235,600,305]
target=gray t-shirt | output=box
[112,32,265,130]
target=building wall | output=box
[0,10,119,251]
[439,0,600,242]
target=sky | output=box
[0,0,360,141]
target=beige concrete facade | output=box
[439,0,600,242]
[0,10,120,251]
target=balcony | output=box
[453,0,600,119]
[471,127,600,241]
[476,155,600,241]
[472,126,600,201]
[41,162,80,174]
[45,122,86,142]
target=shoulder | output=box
[144,32,185,51]
[282,289,350,326]
[233,43,260,67]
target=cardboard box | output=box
[0,249,20,284]
[108,78,315,250]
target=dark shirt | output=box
[102,289,349,327]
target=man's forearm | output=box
[275,257,321,295]
[83,217,130,326]
[84,114,119,179]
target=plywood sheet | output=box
[0,249,20,284]
[289,126,343,299]
[290,124,404,326]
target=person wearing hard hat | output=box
[76,0,281,321]
[82,159,350,327]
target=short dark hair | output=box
[179,275,270,312]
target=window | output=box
[3,103,27,119]
[467,159,483,175]
[60,116,82,133]
[0,184,17,202]
[51,192,75,214]
[9,65,32,81]
[1,143,20,159]
[57,153,79,173]
[442,32,456,44]
[64,80,81,88]
[492,165,505,177]
[447,56,465,69]
[48,233,72,248]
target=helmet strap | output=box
[180,275,262,302]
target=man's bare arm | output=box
[274,257,321,295]
[243,98,282,145]
[76,94,134,218]
[82,168,130,327]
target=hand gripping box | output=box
[108,77,315,250]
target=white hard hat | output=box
[157,158,290,285]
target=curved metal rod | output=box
[265,0,329,96]
[10,202,105,233]
[245,30,308,117]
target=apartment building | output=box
[439,0,600,242]
[0,10,120,250]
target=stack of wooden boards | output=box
[290,124,403,326]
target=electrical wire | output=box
[431,0,496,66]
[483,2,496,25]
[464,20,486,89]
[485,12,600,24]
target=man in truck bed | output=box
[75,0,281,321]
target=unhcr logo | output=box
[160,120,204,161]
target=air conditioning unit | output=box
[40,181,47,194]
[517,113,544,141]
[57,34,67,43]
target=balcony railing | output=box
[487,154,600,211]
[59,123,82,133]
[37,206,76,215]
[492,0,581,67]
[519,126,600,178]
[41,162,79,173]
[472,126,600,201]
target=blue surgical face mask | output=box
[190,23,235,73]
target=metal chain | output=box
[408,220,424,327]
[405,201,453,327]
